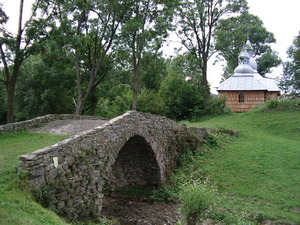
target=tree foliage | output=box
[41,0,132,115]
[0,0,53,122]
[141,52,167,91]
[0,0,280,125]
[167,53,202,81]
[118,0,174,110]
[279,34,300,97]
[175,0,248,98]
[15,42,75,121]
[160,73,204,120]
[215,13,281,78]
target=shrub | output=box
[179,182,218,225]
[137,88,165,115]
[160,74,204,120]
[266,99,279,109]
[204,96,231,116]
[96,90,132,118]
[253,98,300,112]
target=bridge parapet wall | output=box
[18,111,210,221]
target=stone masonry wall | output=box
[18,111,210,221]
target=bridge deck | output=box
[29,119,108,135]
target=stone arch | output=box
[108,135,162,190]
[17,111,209,221]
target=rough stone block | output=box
[29,167,45,178]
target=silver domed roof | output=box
[238,49,250,64]
[234,64,253,75]
[217,40,280,92]
[249,57,258,70]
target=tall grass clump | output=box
[179,182,218,225]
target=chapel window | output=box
[239,93,245,102]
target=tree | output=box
[15,41,75,120]
[175,0,248,99]
[279,34,300,97]
[141,51,167,91]
[167,53,202,81]
[160,73,204,120]
[0,0,52,123]
[215,13,281,78]
[118,0,174,110]
[0,79,6,124]
[45,0,131,115]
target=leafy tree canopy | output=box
[215,13,281,78]
[175,0,248,97]
[0,0,55,123]
[279,34,300,97]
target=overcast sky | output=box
[1,0,300,93]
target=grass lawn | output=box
[180,108,300,224]
[0,132,69,225]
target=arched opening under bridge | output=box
[109,135,161,189]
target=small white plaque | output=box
[53,157,58,168]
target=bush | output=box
[96,90,132,118]
[266,99,279,109]
[253,98,300,112]
[203,96,231,116]
[96,87,166,118]
[179,182,218,225]
[137,88,165,115]
[160,74,204,120]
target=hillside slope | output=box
[186,103,300,224]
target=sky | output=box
[1,0,300,93]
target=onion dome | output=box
[234,47,254,74]
[238,49,250,65]
[234,64,254,74]
[249,57,258,70]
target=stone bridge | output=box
[17,111,211,221]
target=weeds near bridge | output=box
[179,181,219,225]
[32,185,52,208]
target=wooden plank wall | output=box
[219,91,267,112]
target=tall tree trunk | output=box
[90,86,97,116]
[132,60,141,111]
[74,51,84,115]
[90,100,96,116]
[201,58,210,100]
[6,81,16,123]
[75,98,84,115]
[4,62,21,123]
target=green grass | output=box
[175,102,300,224]
[0,132,70,225]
